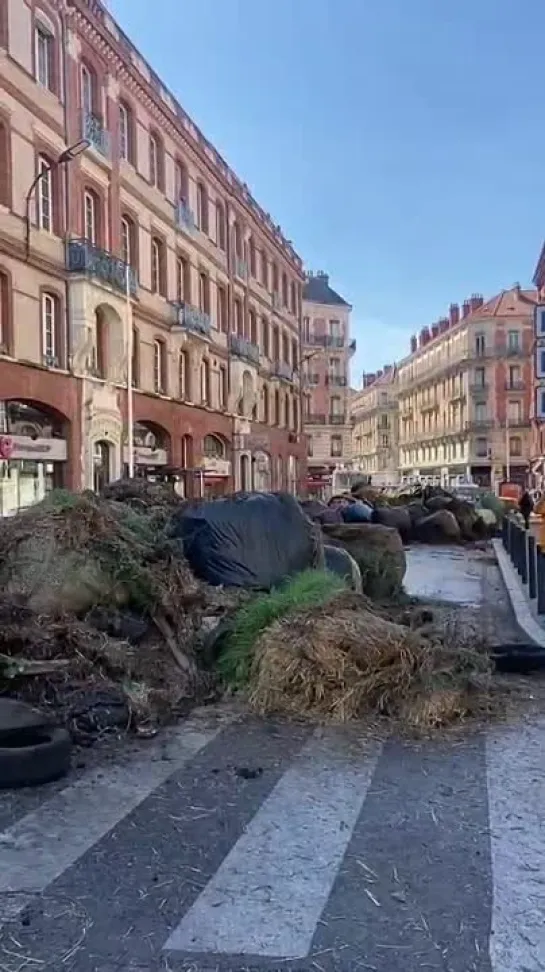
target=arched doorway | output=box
[240,453,251,492]
[0,399,70,516]
[92,440,112,493]
[127,421,170,480]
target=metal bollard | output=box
[507,518,514,561]
[514,523,523,575]
[528,534,536,598]
[520,527,528,585]
[537,547,545,615]
[502,518,508,549]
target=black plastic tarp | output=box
[171,491,320,589]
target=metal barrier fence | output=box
[502,518,545,615]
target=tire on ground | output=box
[0,726,72,789]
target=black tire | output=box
[0,727,72,789]
[491,643,545,674]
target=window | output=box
[83,189,97,245]
[153,339,166,393]
[290,281,297,315]
[274,388,280,425]
[217,285,227,333]
[201,358,211,404]
[0,271,9,352]
[219,366,227,409]
[249,237,256,277]
[262,385,270,424]
[215,202,226,250]
[475,333,485,356]
[249,308,257,345]
[41,292,58,363]
[234,299,243,336]
[509,436,522,457]
[307,435,313,457]
[80,63,94,116]
[198,272,210,315]
[262,318,270,357]
[507,399,521,422]
[474,366,486,388]
[149,133,162,189]
[303,316,310,342]
[151,237,164,295]
[284,395,290,427]
[119,102,131,162]
[176,161,189,202]
[179,349,190,400]
[35,23,53,91]
[380,434,389,448]
[196,182,208,233]
[176,255,190,304]
[120,215,135,267]
[329,319,342,341]
[282,272,288,307]
[0,120,10,209]
[538,348,545,379]
[475,437,488,458]
[260,250,268,289]
[272,262,279,295]
[508,365,521,389]
[37,156,52,232]
[131,326,139,387]
[475,401,487,421]
[272,325,280,361]
[233,221,242,259]
[203,434,225,460]
[331,436,342,458]
[507,330,520,352]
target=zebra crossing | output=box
[0,705,543,972]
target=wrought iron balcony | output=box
[505,380,525,391]
[329,413,347,425]
[174,302,211,337]
[302,372,320,386]
[307,334,345,349]
[305,413,326,425]
[176,200,195,233]
[234,257,248,280]
[469,382,488,394]
[229,333,260,366]
[66,239,137,296]
[469,418,494,429]
[271,360,294,382]
[83,113,110,158]
[326,373,347,386]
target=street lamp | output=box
[25,138,89,260]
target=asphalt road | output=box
[0,548,542,972]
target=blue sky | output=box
[109,0,545,383]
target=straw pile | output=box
[250,591,494,729]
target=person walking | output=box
[519,489,534,530]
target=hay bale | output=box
[250,592,492,728]
[322,522,406,600]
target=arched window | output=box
[153,338,166,393]
[215,201,226,250]
[41,291,60,365]
[203,434,225,460]
[196,182,208,233]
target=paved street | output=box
[0,548,542,972]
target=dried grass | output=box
[249,591,496,731]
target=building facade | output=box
[301,271,355,494]
[0,0,305,516]
[531,247,545,471]
[396,288,535,488]
[350,367,398,486]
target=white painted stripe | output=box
[0,707,229,928]
[165,731,381,959]
[486,720,545,972]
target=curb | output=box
[491,539,545,647]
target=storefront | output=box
[0,434,67,516]
[122,423,170,481]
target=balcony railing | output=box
[176,200,195,233]
[505,380,525,391]
[329,414,347,425]
[470,418,494,429]
[469,382,488,394]
[271,360,294,382]
[499,345,524,358]
[302,372,320,386]
[306,413,326,425]
[83,113,110,158]
[66,239,137,296]
[229,333,260,366]
[308,334,345,349]
[326,373,347,386]
[234,257,248,280]
[174,302,211,337]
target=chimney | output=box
[470,293,484,311]
[419,328,427,348]
[439,317,449,333]
[422,326,431,344]
[449,303,460,326]
[410,335,417,353]
[462,300,471,318]
[316,270,329,284]
[431,322,440,338]
[513,282,521,295]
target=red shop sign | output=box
[0,436,13,459]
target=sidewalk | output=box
[492,538,545,647]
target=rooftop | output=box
[303,271,351,308]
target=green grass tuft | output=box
[217,569,346,689]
